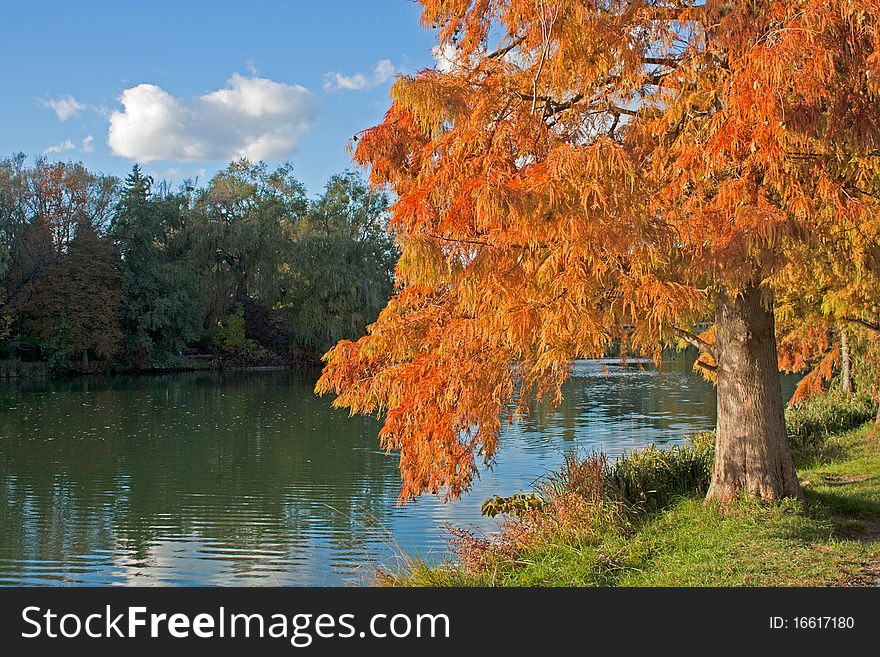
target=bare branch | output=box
[695,360,717,374]
[532,0,558,115]
[641,56,680,67]
[671,326,716,358]
[841,317,880,334]
[487,35,526,60]
[426,232,491,248]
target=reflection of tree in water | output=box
[0,359,801,584]
[0,372,403,583]
[517,351,799,454]
[519,352,718,448]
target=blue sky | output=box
[0,0,438,195]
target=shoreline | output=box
[387,391,880,587]
[0,359,321,381]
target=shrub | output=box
[0,359,49,379]
[457,435,716,576]
[453,388,874,579]
[215,305,257,352]
[606,433,715,512]
[481,493,546,518]
[785,390,876,450]
[214,304,270,364]
[539,451,609,503]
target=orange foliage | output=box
[776,318,840,404]
[318,1,880,500]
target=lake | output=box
[0,356,789,586]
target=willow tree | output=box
[318,1,880,502]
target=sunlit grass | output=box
[386,414,880,587]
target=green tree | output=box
[191,160,308,322]
[0,154,32,283]
[20,224,124,370]
[1,156,119,360]
[289,171,396,355]
[111,165,205,367]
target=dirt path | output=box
[846,562,880,586]
[842,518,880,586]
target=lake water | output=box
[0,356,784,586]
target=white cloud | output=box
[41,95,87,121]
[43,139,77,155]
[324,59,400,92]
[107,74,319,162]
[372,59,396,84]
[327,72,369,91]
[81,135,95,153]
[431,43,520,73]
[432,44,460,74]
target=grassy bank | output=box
[386,392,880,587]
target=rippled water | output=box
[0,356,784,586]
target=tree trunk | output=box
[706,284,803,503]
[81,350,89,370]
[840,327,852,394]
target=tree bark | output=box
[706,284,804,503]
[840,327,852,394]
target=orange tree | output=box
[318,1,880,503]
[774,154,880,408]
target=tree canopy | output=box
[18,224,124,368]
[0,157,394,372]
[317,1,880,502]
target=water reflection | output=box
[0,356,793,585]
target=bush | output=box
[215,305,256,352]
[213,304,270,364]
[606,433,715,512]
[0,359,49,379]
[481,493,546,518]
[443,387,876,580]
[785,390,876,451]
[454,434,717,577]
[530,434,715,515]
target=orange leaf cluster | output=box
[319,1,880,501]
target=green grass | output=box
[386,422,880,588]
[617,498,871,586]
[786,389,877,451]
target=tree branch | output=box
[426,232,491,248]
[841,317,880,334]
[641,56,680,67]
[671,326,716,358]
[487,36,526,60]
[695,360,717,373]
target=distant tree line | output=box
[0,154,397,373]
